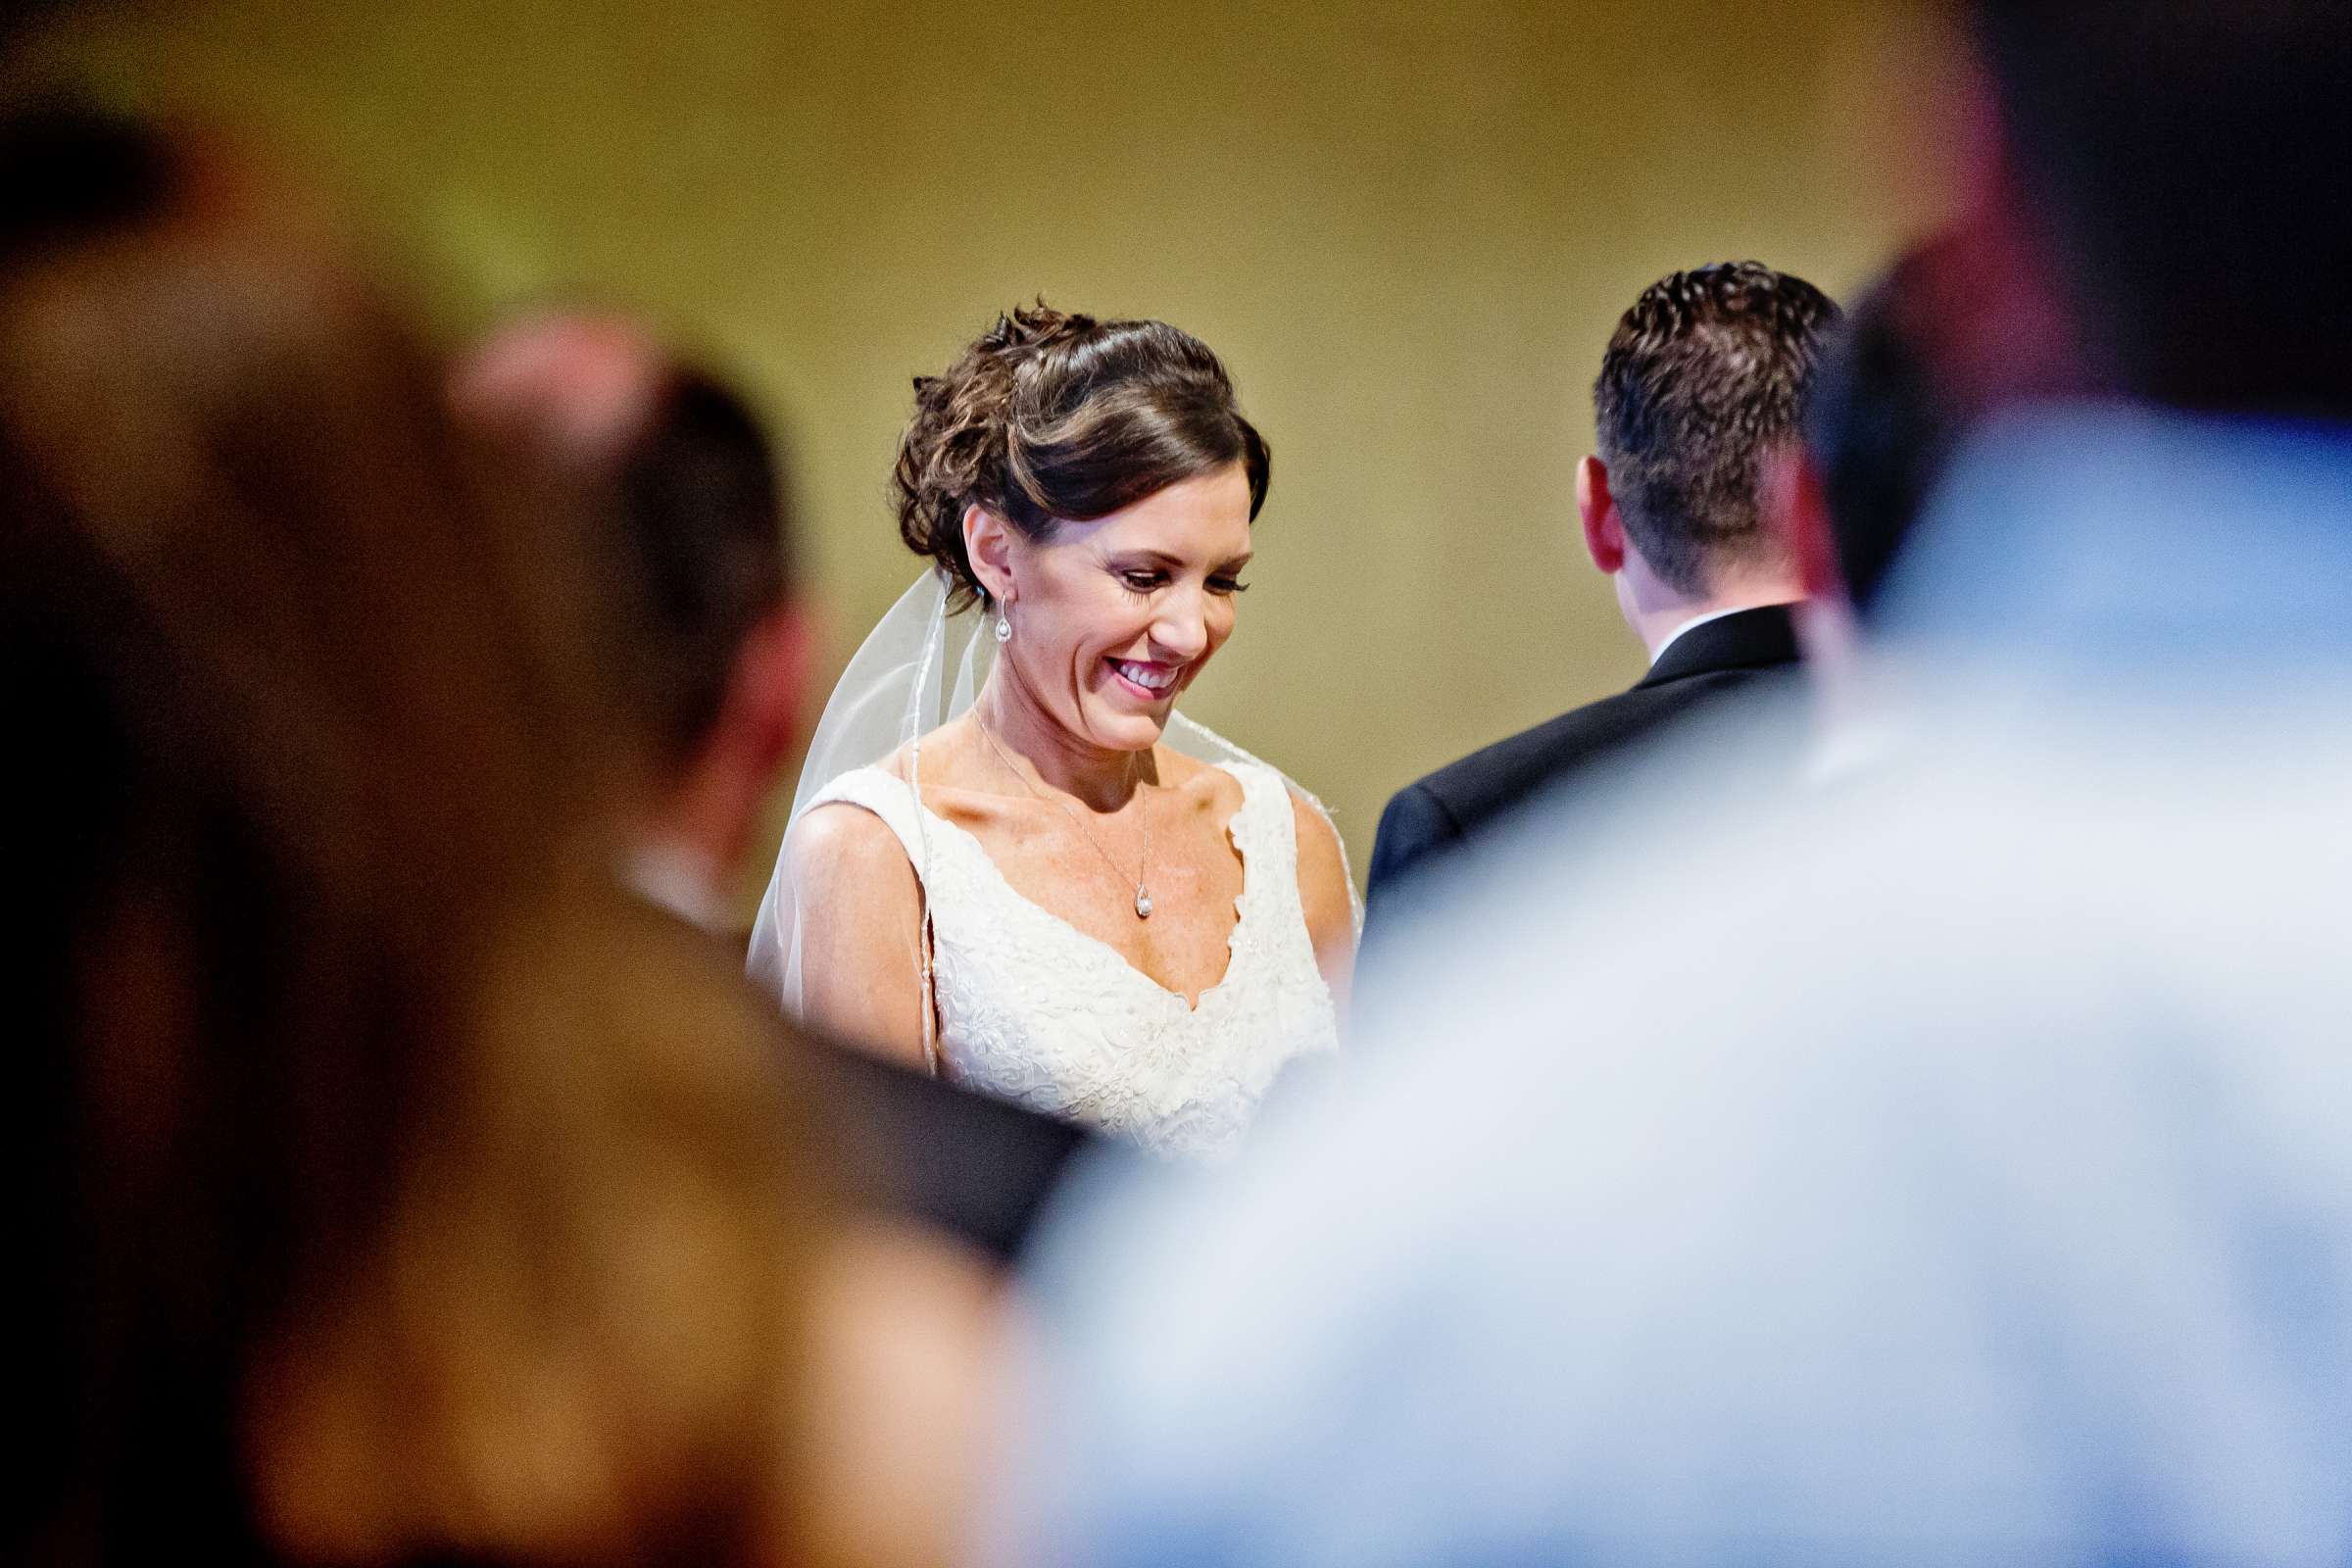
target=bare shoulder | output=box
[1286,783,1357,1006]
[786,802,927,1068]
[787,800,914,894]
[1287,786,1351,894]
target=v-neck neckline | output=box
[914,761,1257,1013]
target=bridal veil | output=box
[747,568,1357,1016]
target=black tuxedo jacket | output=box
[814,1041,1097,1264]
[1364,604,1801,940]
[634,897,1096,1265]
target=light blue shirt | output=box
[990,405,2352,1566]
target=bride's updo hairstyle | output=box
[895,301,1271,611]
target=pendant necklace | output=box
[977,718,1154,918]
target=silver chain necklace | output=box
[976,718,1155,919]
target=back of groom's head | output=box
[1971,0,2352,418]
[1593,262,1838,596]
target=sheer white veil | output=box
[747,567,1357,1016]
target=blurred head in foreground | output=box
[1769,221,2082,669]
[454,314,806,929]
[1969,0,2352,419]
[1779,0,2351,665]
[2,107,831,1566]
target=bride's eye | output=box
[1208,575,1250,596]
[1119,569,1165,594]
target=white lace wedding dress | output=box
[805,756,1340,1161]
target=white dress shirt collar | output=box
[619,840,732,936]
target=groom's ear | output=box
[962,503,1017,604]
[1578,455,1625,576]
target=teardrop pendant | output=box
[1134,885,1153,919]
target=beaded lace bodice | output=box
[808,759,1340,1161]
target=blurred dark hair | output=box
[1803,246,1967,616]
[454,318,792,772]
[1593,261,1840,595]
[601,363,790,767]
[625,371,788,757]
[1804,225,2087,617]
[1971,0,2352,416]
[895,300,1270,611]
[3,107,820,1567]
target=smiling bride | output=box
[749,304,1353,1160]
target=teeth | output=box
[1115,660,1177,693]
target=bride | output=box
[750,303,1354,1160]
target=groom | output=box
[1364,262,1838,941]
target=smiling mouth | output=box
[1109,658,1182,697]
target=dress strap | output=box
[1230,758,1297,859]
[1223,760,1304,936]
[805,764,927,846]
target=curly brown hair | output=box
[894,301,1270,611]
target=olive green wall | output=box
[25,0,1943,911]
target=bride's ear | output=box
[962,504,1017,606]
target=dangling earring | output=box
[995,610,1012,645]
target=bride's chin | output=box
[1082,707,1167,752]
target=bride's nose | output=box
[1150,585,1211,662]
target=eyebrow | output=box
[1116,548,1254,572]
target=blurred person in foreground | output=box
[1777,220,2084,696]
[1362,262,1834,956]
[988,3,2352,1563]
[453,313,1092,1263]
[3,109,990,1568]
[452,313,807,938]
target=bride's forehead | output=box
[1051,470,1253,556]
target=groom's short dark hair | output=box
[1593,262,1839,595]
